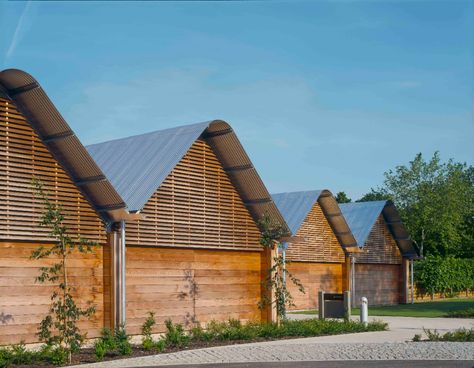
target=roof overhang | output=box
[316,190,360,252]
[0,69,131,224]
[202,120,290,233]
[382,201,418,259]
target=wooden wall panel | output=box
[286,262,343,311]
[0,242,107,345]
[125,247,262,334]
[126,140,261,251]
[287,202,345,263]
[0,98,106,244]
[356,215,402,264]
[354,263,400,306]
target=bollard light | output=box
[360,296,368,327]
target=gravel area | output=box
[72,342,474,367]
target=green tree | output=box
[30,179,96,364]
[360,152,474,257]
[258,214,305,321]
[335,191,351,203]
[356,189,391,202]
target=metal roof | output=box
[0,69,129,224]
[272,190,358,250]
[87,121,288,230]
[339,201,418,258]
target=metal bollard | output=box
[360,297,368,327]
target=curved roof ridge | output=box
[272,189,358,250]
[340,200,418,258]
[0,68,128,223]
[87,119,288,230]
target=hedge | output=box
[414,256,474,298]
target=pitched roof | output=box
[87,121,288,229]
[0,69,129,223]
[339,201,418,258]
[272,190,358,249]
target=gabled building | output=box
[0,69,284,344]
[271,190,358,310]
[340,200,418,305]
[87,122,286,334]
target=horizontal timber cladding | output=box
[286,262,344,310]
[0,98,106,243]
[125,247,263,334]
[356,215,402,264]
[286,201,345,263]
[126,139,262,251]
[354,263,400,306]
[0,242,108,345]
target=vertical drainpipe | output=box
[410,259,414,304]
[120,220,126,326]
[351,255,356,308]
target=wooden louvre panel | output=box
[356,214,402,264]
[286,201,345,263]
[0,98,106,243]
[126,139,262,251]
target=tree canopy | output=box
[335,191,351,203]
[358,152,474,258]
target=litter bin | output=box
[318,291,351,319]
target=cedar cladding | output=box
[356,214,402,264]
[286,202,345,263]
[0,98,106,243]
[126,139,262,251]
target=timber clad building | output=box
[0,68,416,346]
[0,69,282,344]
[340,201,418,306]
[271,190,359,310]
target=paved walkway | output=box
[71,316,474,367]
[287,314,474,342]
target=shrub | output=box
[445,308,474,318]
[421,327,474,342]
[141,312,156,350]
[93,325,132,361]
[412,334,422,342]
[164,319,189,348]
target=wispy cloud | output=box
[4,1,34,65]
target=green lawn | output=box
[289,298,474,318]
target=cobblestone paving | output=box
[74,342,474,367]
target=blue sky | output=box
[1,1,473,199]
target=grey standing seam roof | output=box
[271,190,358,249]
[339,201,418,258]
[87,121,288,230]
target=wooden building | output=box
[271,190,359,310]
[0,69,284,344]
[340,201,418,306]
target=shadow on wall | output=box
[0,312,13,325]
[178,269,199,327]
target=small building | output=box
[271,190,358,310]
[340,201,418,306]
[0,69,284,344]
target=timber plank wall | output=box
[353,215,403,306]
[0,98,108,345]
[286,202,346,310]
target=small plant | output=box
[421,327,474,342]
[258,213,305,321]
[30,179,97,364]
[93,325,132,361]
[141,312,156,350]
[164,319,189,348]
[412,334,422,342]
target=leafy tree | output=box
[258,214,305,321]
[356,190,391,202]
[30,179,96,363]
[335,191,351,203]
[359,152,474,257]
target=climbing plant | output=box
[30,179,96,364]
[258,213,305,321]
